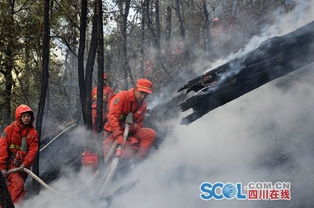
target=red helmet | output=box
[15,104,34,122]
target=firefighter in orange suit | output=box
[0,105,39,204]
[103,79,156,160]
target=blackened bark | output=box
[96,0,105,133]
[119,0,134,89]
[78,0,88,124]
[34,0,50,194]
[85,4,99,130]
[179,21,314,124]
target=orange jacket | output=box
[104,88,147,137]
[91,86,113,132]
[91,86,113,106]
[0,105,39,170]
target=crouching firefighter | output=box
[103,79,156,161]
[0,105,39,204]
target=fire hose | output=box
[99,113,133,194]
[6,167,99,196]
[4,114,133,196]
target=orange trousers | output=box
[6,171,26,204]
[103,128,156,159]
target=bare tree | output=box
[34,0,50,194]
[118,0,134,89]
[96,0,105,133]
[77,0,88,125]
[85,1,99,130]
[145,0,173,81]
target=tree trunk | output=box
[174,0,186,40]
[3,68,13,125]
[85,3,98,130]
[155,0,161,52]
[140,0,146,76]
[165,3,172,56]
[202,0,210,51]
[23,43,31,105]
[119,0,134,89]
[2,0,16,125]
[33,0,50,194]
[0,172,14,208]
[145,0,156,47]
[145,0,172,81]
[96,0,105,133]
[77,0,88,124]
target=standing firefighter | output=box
[103,79,156,160]
[91,73,113,133]
[0,105,38,204]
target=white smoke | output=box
[195,0,314,75]
[105,64,314,208]
[18,1,314,208]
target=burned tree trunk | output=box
[33,0,50,194]
[85,3,99,130]
[118,0,133,89]
[96,0,105,133]
[77,0,88,124]
[179,21,314,124]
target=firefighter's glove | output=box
[129,123,140,134]
[1,169,7,177]
[112,130,123,138]
[17,164,25,172]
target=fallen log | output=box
[179,20,314,124]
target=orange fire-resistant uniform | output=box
[0,105,38,203]
[91,86,113,133]
[103,87,156,159]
